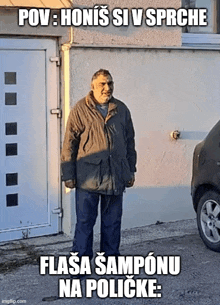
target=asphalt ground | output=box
[1,219,220,305]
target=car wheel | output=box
[197,190,220,252]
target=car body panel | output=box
[191,120,220,211]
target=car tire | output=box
[197,190,220,252]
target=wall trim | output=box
[70,43,220,52]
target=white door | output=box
[0,38,61,241]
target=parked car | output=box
[191,120,220,252]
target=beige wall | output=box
[72,0,182,47]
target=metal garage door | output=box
[0,38,61,241]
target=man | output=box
[61,69,136,259]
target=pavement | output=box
[0,218,220,305]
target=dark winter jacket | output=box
[61,91,137,195]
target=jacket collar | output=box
[86,91,118,116]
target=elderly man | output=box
[61,69,136,259]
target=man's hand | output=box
[126,175,135,188]
[65,179,76,189]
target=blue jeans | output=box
[72,188,123,259]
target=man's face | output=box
[91,74,114,104]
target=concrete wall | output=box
[67,46,220,232]
[72,0,182,47]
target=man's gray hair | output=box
[91,69,113,83]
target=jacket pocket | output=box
[76,157,102,190]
